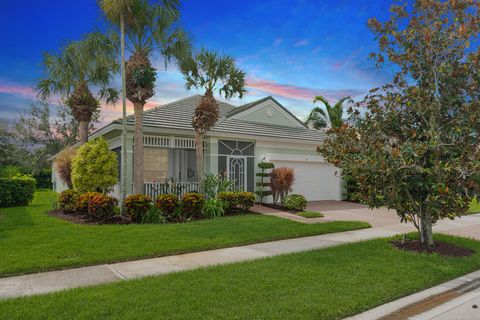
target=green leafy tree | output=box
[100,0,190,195]
[319,0,480,248]
[306,96,351,129]
[179,49,246,193]
[38,32,119,145]
[72,138,119,193]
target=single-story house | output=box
[52,95,343,201]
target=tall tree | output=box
[38,32,119,144]
[100,0,190,194]
[305,96,351,129]
[319,0,480,248]
[179,49,246,193]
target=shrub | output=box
[270,167,295,204]
[33,168,53,189]
[72,138,118,193]
[237,191,255,211]
[202,198,227,219]
[282,194,307,211]
[218,191,255,213]
[76,192,100,215]
[88,193,118,220]
[0,176,36,207]
[204,173,235,199]
[54,148,76,189]
[155,194,179,216]
[58,189,80,214]
[125,194,152,223]
[182,192,205,218]
[141,207,167,224]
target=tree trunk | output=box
[133,102,144,194]
[120,12,128,214]
[420,211,434,249]
[195,130,204,194]
[79,120,89,145]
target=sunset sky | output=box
[0,0,396,127]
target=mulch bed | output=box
[257,202,301,214]
[391,240,475,257]
[48,210,131,225]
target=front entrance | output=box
[227,156,247,191]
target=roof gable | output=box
[227,96,306,128]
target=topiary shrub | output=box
[125,194,152,223]
[155,194,179,218]
[71,138,118,193]
[182,192,205,219]
[87,193,118,220]
[58,189,80,214]
[282,194,307,211]
[0,175,36,207]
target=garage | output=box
[267,154,342,201]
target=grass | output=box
[297,211,324,218]
[469,198,479,214]
[0,191,369,277]
[1,234,479,320]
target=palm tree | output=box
[305,96,352,129]
[100,0,190,194]
[179,49,246,194]
[38,32,119,144]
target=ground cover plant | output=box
[0,191,369,277]
[296,211,324,218]
[1,234,479,320]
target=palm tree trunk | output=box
[195,130,204,194]
[79,120,89,144]
[120,12,128,213]
[133,102,144,194]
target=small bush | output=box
[141,207,167,224]
[202,198,227,219]
[182,192,205,218]
[76,192,100,215]
[155,194,179,216]
[54,148,76,189]
[125,194,152,223]
[87,193,118,220]
[270,167,295,204]
[0,176,36,207]
[237,192,255,211]
[58,189,80,214]
[282,194,307,211]
[218,191,255,213]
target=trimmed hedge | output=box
[0,176,36,207]
[218,191,255,213]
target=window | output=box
[143,148,169,182]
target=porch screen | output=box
[143,147,169,182]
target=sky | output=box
[0,0,396,127]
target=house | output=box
[52,95,343,201]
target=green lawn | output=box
[297,211,324,218]
[469,198,480,214]
[0,191,369,277]
[1,235,479,320]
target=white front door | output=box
[227,156,247,191]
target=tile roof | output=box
[111,95,326,142]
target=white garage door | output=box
[272,161,341,201]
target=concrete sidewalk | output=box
[0,224,410,300]
[1,212,479,300]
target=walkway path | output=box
[1,209,479,300]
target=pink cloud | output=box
[246,76,362,102]
[0,83,36,98]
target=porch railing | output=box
[144,181,199,199]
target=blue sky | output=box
[0,0,395,125]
